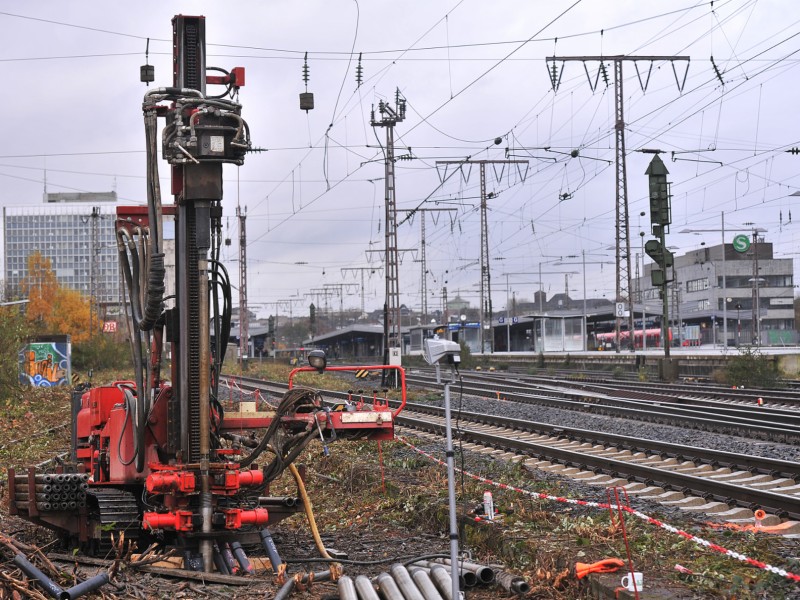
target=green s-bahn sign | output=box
[732,234,751,253]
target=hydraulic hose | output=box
[116,228,148,472]
[138,252,165,331]
[288,462,332,562]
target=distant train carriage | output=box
[595,328,672,350]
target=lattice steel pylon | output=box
[399,207,457,325]
[546,54,689,353]
[90,206,100,339]
[371,91,406,384]
[612,58,634,353]
[436,160,528,353]
[237,204,248,366]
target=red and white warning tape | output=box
[398,436,800,584]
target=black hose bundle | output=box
[139,252,165,331]
[238,388,322,483]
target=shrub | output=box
[458,340,476,369]
[0,307,29,402]
[724,346,783,389]
[73,335,132,372]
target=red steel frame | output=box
[287,364,407,417]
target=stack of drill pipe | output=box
[410,560,476,588]
[348,566,446,600]
[433,557,496,584]
[14,473,89,512]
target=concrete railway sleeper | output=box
[398,411,800,527]
[405,374,800,443]
[228,375,800,528]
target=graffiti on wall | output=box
[19,339,71,387]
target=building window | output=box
[686,278,709,293]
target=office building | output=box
[3,205,120,309]
[636,239,795,346]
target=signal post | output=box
[644,154,678,380]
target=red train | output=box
[595,328,672,350]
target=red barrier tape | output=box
[398,436,800,585]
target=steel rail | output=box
[228,375,800,518]
[451,369,800,407]
[405,374,800,442]
[393,403,800,479]
[398,413,800,520]
[414,371,800,422]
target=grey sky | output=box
[1,1,798,318]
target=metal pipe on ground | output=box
[410,568,444,600]
[435,557,495,583]
[355,575,381,600]
[495,571,531,596]
[337,575,358,600]
[273,569,331,600]
[60,573,110,600]
[428,566,455,600]
[377,572,406,600]
[412,561,476,587]
[13,554,64,599]
[389,564,425,600]
[13,553,110,600]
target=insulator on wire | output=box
[355,52,363,87]
[549,61,560,91]
[710,55,725,86]
[140,37,154,85]
[302,52,310,85]
[600,62,609,87]
[300,51,314,112]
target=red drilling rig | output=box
[9,15,403,574]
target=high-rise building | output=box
[3,205,119,309]
[45,191,117,204]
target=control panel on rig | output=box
[8,15,403,574]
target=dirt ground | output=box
[0,387,799,599]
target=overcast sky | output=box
[1,1,799,319]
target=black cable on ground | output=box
[282,552,453,566]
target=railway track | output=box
[463,368,800,409]
[405,371,800,443]
[226,374,800,529]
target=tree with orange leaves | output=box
[19,251,94,343]
[19,251,59,327]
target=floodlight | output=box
[423,338,461,366]
[307,350,327,373]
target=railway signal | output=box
[645,154,674,366]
